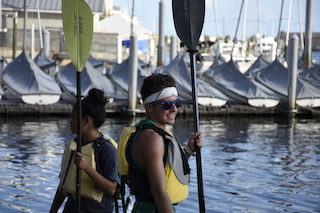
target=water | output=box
[0,115,319,213]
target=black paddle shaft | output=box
[76,71,82,213]
[190,51,206,213]
[172,0,206,212]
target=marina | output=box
[0,0,320,212]
[0,1,319,113]
[0,49,319,116]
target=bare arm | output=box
[135,130,174,213]
[74,152,117,197]
[49,188,66,213]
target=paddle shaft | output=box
[76,71,82,213]
[189,51,205,213]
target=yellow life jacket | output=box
[117,120,190,204]
[59,135,117,202]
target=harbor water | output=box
[0,115,319,212]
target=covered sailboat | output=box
[299,64,320,89]
[2,52,61,104]
[244,56,270,79]
[88,55,105,74]
[203,60,280,107]
[252,60,320,108]
[57,62,121,101]
[34,49,58,77]
[155,53,228,106]
[107,58,153,99]
[211,55,226,68]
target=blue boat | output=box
[2,52,61,105]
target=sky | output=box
[114,0,320,39]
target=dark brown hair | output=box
[73,88,108,128]
[140,74,176,101]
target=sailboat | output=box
[2,51,62,104]
[299,64,320,89]
[203,59,280,108]
[33,0,58,78]
[155,53,228,106]
[56,62,121,102]
[252,60,320,108]
[88,55,106,74]
[244,56,270,79]
[107,57,153,99]
[1,0,61,105]
[34,49,58,77]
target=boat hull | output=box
[21,94,61,105]
[198,97,227,107]
[248,98,280,108]
[296,98,320,108]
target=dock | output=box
[0,100,317,117]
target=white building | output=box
[0,0,153,62]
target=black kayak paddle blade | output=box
[172,0,205,51]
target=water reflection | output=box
[0,116,319,213]
[0,116,70,213]
[175,116,320,213]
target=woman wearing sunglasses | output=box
[118,73,203,213]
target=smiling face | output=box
[146,96,178,128]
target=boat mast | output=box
[231,0,245,59]
[285,0,292,47]
[297,0,304,51]
[256,0,262,54]
[23,0,27,51]
[37,0,43,49]
[276,0,285,59]
[212,0,219,37]
[242,0,248,41]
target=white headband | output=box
[144,87,178,103]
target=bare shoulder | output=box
[136,129,163,152]
[140,128,161,140]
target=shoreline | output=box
[0,100,318,117]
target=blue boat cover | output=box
[203,59,279,103]
[299,64,320,89]
[2,52,61,95]
[107,58,153,98]
[253,60,320,100]
[155,53,228,102]
[34,49,57,76]
[88,55,107,74]
[57,62,117,99]
[245,56,270,79]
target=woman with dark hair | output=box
[50,88,119,213]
